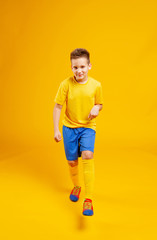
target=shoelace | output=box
[72,186,81,195]
[83,200,92,210]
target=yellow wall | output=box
[0,1,157,239]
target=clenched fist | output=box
[88,105,100,120]
[54,130,62,142]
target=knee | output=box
[68,160,78,167]
[82,151,93,159]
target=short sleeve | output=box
[95,83,103,105]
[54,80,68,105]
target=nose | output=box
[77,68,82,73]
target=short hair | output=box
[70,48,90,64]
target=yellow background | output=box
[0,0,157,239]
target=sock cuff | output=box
[82,158,94,163]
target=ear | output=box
[89,63,92,70]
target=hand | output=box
[54,130,62,142]
[88,105,100,120]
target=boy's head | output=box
[70,48,90,64]
[70,48,92,82]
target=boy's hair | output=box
[70,48,90,64]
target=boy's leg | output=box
[82,151,95,216]
[68,159,79,187]
[82,151,95,200]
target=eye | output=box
[81,66,85,68]
[73,67,77,69]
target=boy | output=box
[53,48,103,216]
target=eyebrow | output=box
[73,65,85,67]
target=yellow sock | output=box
[68,164,79,187]
[82,158,95,199]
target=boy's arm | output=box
[53,103,63,142]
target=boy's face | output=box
[71,57,92,82]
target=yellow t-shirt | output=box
[54,76,103,131]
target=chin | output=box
[76,77,83,81]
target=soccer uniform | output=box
[54,75,103,213]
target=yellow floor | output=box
[0,143,157,240]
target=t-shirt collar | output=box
[73,76,89,85]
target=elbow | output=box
[54,103,63,110]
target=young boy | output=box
[53,48,103,216]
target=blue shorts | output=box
[62,125,96,161]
